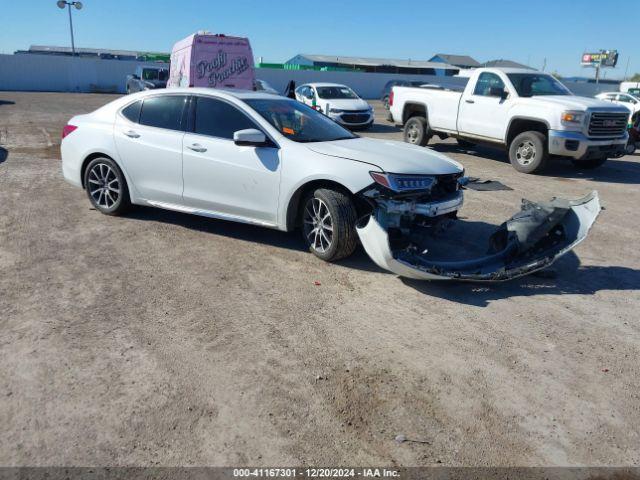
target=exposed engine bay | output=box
[356,174,601,282]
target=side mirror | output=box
[234,128,267,147]
[132,74,140,80]
[306,92,314,100]
[489,86,508,99]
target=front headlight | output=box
[370,172,436,192]
[561,111,585,126]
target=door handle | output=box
[187,143,207,153]
[465,99,475,104]
[123,130,140,138]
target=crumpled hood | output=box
[306,137,463,175]
[521,95,629,112]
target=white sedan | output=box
[595,92,640,120]
[61,88,600,281]
[295,83,374,130]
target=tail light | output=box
[389,90,394,107]
[62,124,77,139]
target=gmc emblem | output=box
[602,120,617,127]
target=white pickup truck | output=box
[389,68,630,173]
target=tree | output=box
[630,73,640,82]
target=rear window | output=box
[121,101,142,123]
[139,95,188,131]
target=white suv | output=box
[295,83,374,130]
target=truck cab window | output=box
[473,73,505,96]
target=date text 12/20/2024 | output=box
[233,468,401,478]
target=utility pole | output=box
[56,1,83,56]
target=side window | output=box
[194,97,259,139]
[139,95,188,131]
[473,72,505,96]
[121,100,142,123]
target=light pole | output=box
[56,1,83,56]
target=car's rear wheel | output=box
[571,157,608,169]
[84,157,131,215]
[302,188,357,262]
[403,116,429,146]
[508,131,548,173]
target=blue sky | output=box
[1,0,636,78]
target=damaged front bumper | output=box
[356,191,601,282]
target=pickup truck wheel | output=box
[404,117,429,146]
[509,131,548,174]
[301,188,357,262]
[571,157,608,169]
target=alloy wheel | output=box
[88,163,120,209]
[303,197,333,253]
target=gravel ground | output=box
[0,92,639,467]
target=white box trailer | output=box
[167,32,255,90]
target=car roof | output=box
[127,87,281,101]
[301,82,351,88]
[484,67,546,74]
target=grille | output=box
[588,112,628,137]
[341,113,370,124]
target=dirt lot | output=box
[0,92,639,467]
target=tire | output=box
[508,131,548,174]
[84,157,131,216]
[625,142,636,156]
[301,188,357,262]
[571,157,608,169]
[456,138,475,149]
[403,116,429,146]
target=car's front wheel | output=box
[508,131,548,173]
[302,188,357,262]
[84,157,131,215]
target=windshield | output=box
[142,69,169,81]
[316,86,358,99]
[507,73,571,97]
[245,98,357,143]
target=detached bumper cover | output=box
[356,191,601,282]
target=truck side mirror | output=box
[489,86,508,99]
[132,74,140,80]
